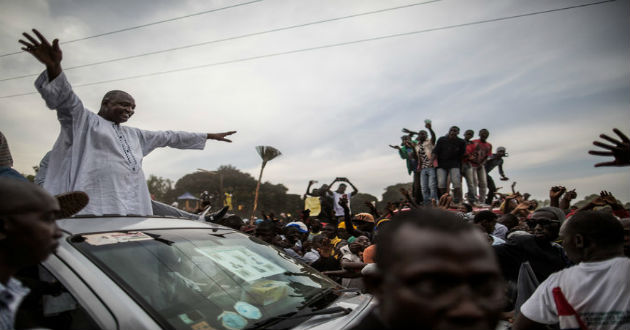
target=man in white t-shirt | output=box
[515,211,630,330]
[326,177,358,225]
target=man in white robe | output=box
[20,29,236,216]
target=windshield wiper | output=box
[300,287,337,309]
[245,306,351,330]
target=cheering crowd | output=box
[1,29,630,330]
[390,121,508,207]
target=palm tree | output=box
[251,146,281,222]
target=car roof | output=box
[57,215,229,235]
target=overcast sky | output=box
[1,0,628,203]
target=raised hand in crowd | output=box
[364,201,380,218]
[388,144,400,150]
[503,193,521,214]
[511,181,517,194]
[438,193,453,210]
[559,188,577,211]
[511,200,532,217]
[588,128,630,167]
[19,29,62,80]
[599,191,619,206]
[401,128,416,136]
[576,190,627,216]
[509,192,524,202]
[549,186,566,207]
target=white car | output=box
[19,216,374,330]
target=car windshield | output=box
[70,228,339,330]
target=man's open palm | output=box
[19,29,62,68]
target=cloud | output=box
[1,0,628,203]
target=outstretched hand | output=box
[600,190,618,206]
[589,128,630,167]
[19,29,62,80]
[19,29,62,67]
[207,131,237,142]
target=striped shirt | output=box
[0,278,30,330]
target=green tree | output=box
[168,165,302,218]
[380,183,413,204]
[146,175,173,202]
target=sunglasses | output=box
[526,218,560,229]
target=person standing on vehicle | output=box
[19,29,236,216]
[484,147,509,205]
[431,126,466,204]
[0,178,87,329]
[390,135,421,204]
[470,129,492,204]
[415,122,438,206]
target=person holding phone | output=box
[326,177,359,225]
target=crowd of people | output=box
[391,121,508,207]
[239,183,630,329]
[1,28,630,330]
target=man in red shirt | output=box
[470,129,492,204]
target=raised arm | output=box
[339,197,361,237]
[559,189,576,211]
[402,128,417,139]
[498,161,508,180]
[364,201,380,219]
[426,122,436,145]
[19,29,62,81]
[549,186,566,208]
[326,178,339,193]
[344,178,359,196]
[304,180,316,198]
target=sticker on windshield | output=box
[234,301,262,320]
[191,321,215,330]
[195,247,284,282]
[82,232,153,246]
[217,311,247,330]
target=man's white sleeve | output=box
[136,129,207,156]
[35,71,86,127]
[520,275,559,324]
